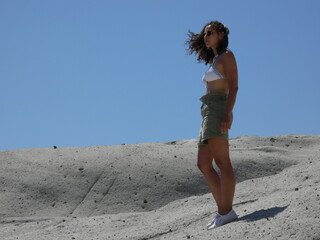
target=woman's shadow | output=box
[235,204,288,222]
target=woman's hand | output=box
[221,112,232,134]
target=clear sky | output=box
[1,0,320,150]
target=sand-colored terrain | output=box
[0,135,319,239]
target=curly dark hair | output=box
[186,21,230,65]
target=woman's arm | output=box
[221,51,238,134]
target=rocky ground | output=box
[0,135,319,240]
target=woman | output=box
[186,21,239,229]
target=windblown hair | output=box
[186,21,229,65]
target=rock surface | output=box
[0,135,319,239]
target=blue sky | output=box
[1,0,319,150]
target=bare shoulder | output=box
[220,50,236,62]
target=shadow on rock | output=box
[233,159,296,183]
[236,205,288,222]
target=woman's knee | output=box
[197,159,212,173]
[215,157,233,171]
[197,145,213,173]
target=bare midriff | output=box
[206,78,229,94]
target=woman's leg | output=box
[207,138,236,215]
[197,144,223,211]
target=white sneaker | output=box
[207,209,238,230]
[206,214,221,228]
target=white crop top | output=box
[202,57,225,85]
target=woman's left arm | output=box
[221,51,238,134]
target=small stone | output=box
[79,167,84,171]
[270,138,276,143]
[187,235,191,239]
[174,155,177,158]
[294,187,299,191]
[143,199,148,203]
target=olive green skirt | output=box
[198,92,233,146]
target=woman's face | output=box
[204,25,222,49]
